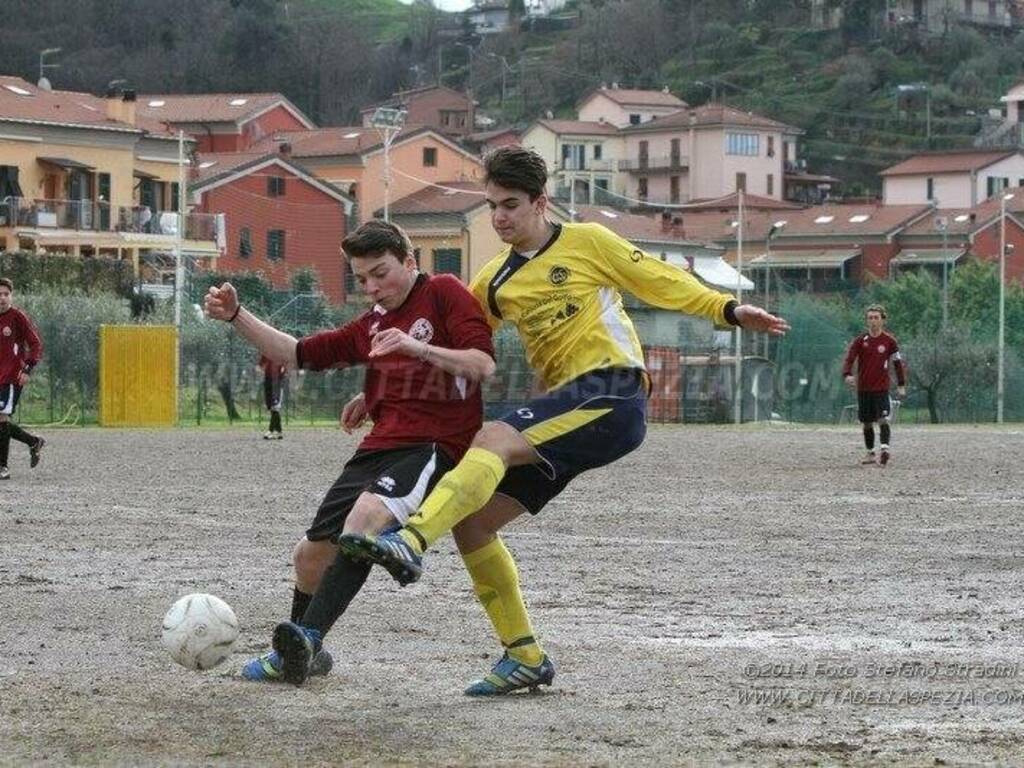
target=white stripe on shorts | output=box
[0,384,15,416]
[374,447,438,525]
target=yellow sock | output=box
[463,537,544,667]
[401,447,506,552]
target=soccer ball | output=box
[161,593,239,670]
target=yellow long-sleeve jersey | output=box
[469,221,737,391]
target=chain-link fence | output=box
[11,266,1024,428]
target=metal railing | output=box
[558,158,618,172]
[618,154,689,172]
[1,197,218,242]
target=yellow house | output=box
[251,125,484,222]
[0,75,219,277]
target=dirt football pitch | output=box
[3,424,1024,766]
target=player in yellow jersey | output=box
[339,147,789,694]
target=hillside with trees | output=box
[2,0,1024,193]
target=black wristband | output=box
[228,304,241,323]
[724,300,740,327]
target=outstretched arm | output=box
[204,282,298,368]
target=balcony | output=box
[1,197,219,243]
[618,155,689,173]
[558,158,618,173]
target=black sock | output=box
[300,551,372,637]
[7,422,35,446]
[0,422,9,467]
[863,425,875,451]
[290,588,313,624]
[880,424,891,447]
[270,411,282,433]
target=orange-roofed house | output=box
[576,85,689,128]
[136,92,314,153]
[190,146,353,304]
[880,149,1024,207]
[0,75,218,276]
[253,126,483,223]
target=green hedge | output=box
[0,251,133,296]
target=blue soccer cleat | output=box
[336,531,423,586]
[270,622,323,686]
[464,653,556,696]
[241,647,334,682]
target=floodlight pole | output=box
[998,193,1012,423]
[734,189,744,425]
[372,108,407,222]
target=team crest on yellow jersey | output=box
[549,265,569,285]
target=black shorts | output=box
[0,384,22,416]
[306,444,455,542]
[858,391,892,424]
[263,375,284,412]
[494,367,648,516]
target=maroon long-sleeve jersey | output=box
[296,273,494,461]
[0,307,42,386]
[842,331,905,393]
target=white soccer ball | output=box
[161,593,239,670]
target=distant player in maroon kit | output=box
[0,278,45,480]
[258,353,285,440]
[843,305,907,466]
[204,219,497,683]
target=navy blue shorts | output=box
[494,367,648,515]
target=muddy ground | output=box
[2,424,1024,766]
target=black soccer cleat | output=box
[29,437,44,469]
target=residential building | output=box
[384,180,571,285]
[360,85,475,140]
[880,149,1024,207]
[381,181,501,284]
[254,126,483,224]
[893,190,1024,282]
[467,1,513,35]
[136,92,314,153]
[190,146,353,303]
[884,0,1021,32]
[976,80,1024,148]
[619,104,803,204]
[0,75,218,276]
[675,202,932,295]
[463,126,520,156]
[525,0,568,16]
[518,118,622,206]
[577,85,689,129]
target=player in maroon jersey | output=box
[258,354,285,440]
[842,305,907,466]
[205,219,499,683]
[0,278,45,480]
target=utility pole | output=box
[371,107,408,222]
[734,188,744,425]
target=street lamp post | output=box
[371,107,408,223]
[933,210,950,328]
[998,192,1014,423]
[734,189,744,425]
[454,41,476,92]
[38,47,61,86]
[487,53,512,104]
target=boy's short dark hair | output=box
[0,278,13,292]
[342,219,412,261]
[483,147,548,200]
[866,304,887,319]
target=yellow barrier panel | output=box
[99,325,178,427]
